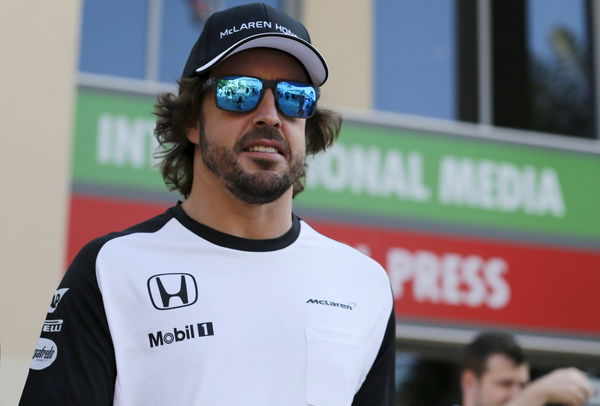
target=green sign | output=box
[298,123,600,240]
[73,89,600,240]
[73,89,166,190]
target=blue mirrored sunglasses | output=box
[202,75,319,119]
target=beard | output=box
[199,126,305,205]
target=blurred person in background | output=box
[459,331,593,406]
[18,2,395,405]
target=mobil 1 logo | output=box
[148,322,214,349]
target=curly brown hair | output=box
[154,76,342,198]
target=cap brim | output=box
[194,33,328,86]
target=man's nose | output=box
[508,383,523,398]
[253,89,281,128]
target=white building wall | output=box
[303,0,373,110]
[0,1,80,404]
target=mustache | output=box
[234,127,290,156]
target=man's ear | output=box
[186,125,200,145]
[461,369,481,406]
[461,369,477,392]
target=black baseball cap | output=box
[181,2,328,86]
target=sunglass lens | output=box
[276,81,317,118]
[215,76,262,112]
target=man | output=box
[19,3,395,405]
[460,331,593,406]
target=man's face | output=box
[473,354,530,406]
[193,48,308,205]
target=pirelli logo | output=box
[42,320,63,333]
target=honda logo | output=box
[147,273,198,310]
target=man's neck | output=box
[181,187,294,240]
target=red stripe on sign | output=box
[66,195,170,265]
[311,220,600,336]
[66,195,600,335]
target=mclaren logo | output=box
[306,298,356,311]
[147,273,198,310]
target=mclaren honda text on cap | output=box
[181,2,328,86]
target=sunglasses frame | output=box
[201,75,320,119]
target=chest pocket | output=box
[305,326,365,406]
